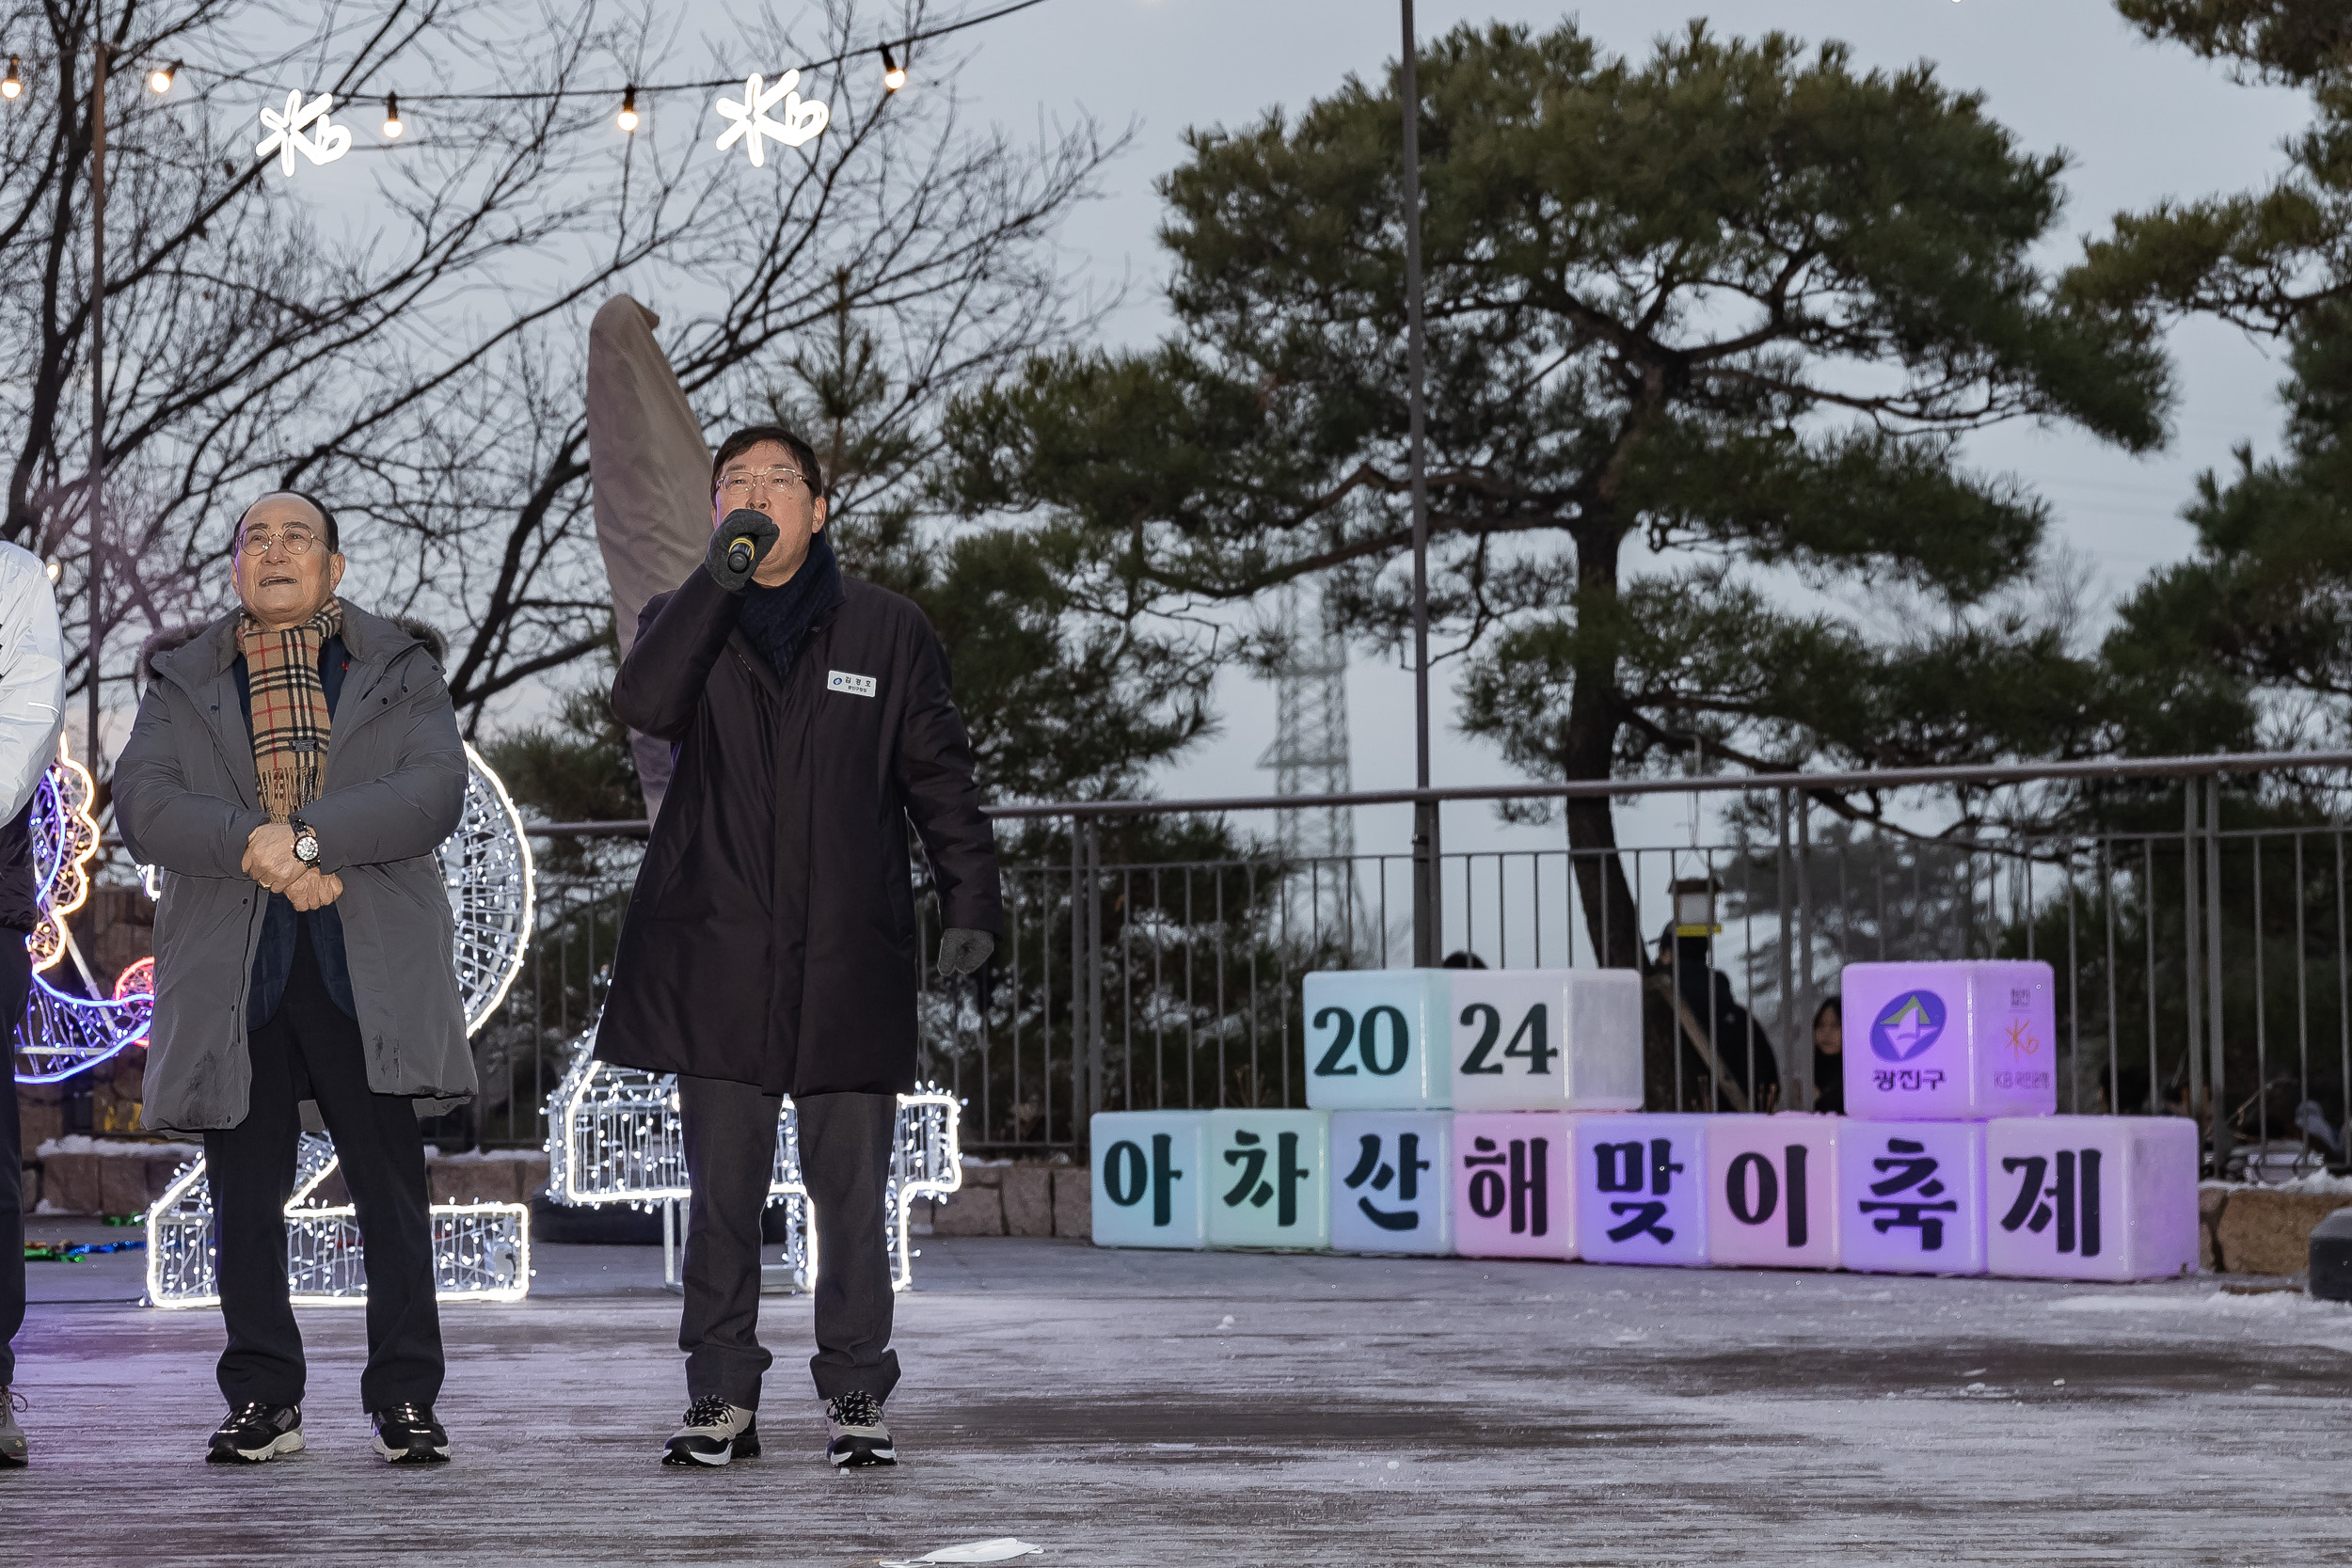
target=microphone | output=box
[721,508,768,578]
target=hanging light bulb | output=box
[382,92,403,138]
[4,55,24,101]
[148,60,177,95]
[616,84,639,134]
[882,44,906,92]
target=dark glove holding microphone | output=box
[707,508,781,594]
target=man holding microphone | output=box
[596,424,1001,1469]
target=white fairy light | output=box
[712,70,828,166]
[255,88,352,179]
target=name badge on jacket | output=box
[827,671,878,698]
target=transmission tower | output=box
[1258,581,1367,955]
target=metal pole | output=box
[1776,789,1795,1107]
[1400,0,1439,967]
[87,37,106,764]
[2183,781,2204,1162]
[2205,774,2232,1177]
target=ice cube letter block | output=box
[1837,1119,1987,1275]
[1448,968,1643,1112]
[1329,1111,1453,1255]
[1452,1112,1577,1259]
[1705,1115,1842,1270]
[1203,1110,1331,1250]
[1090,1111,1209,1249]
[1573,1114,1710,1267]
[1841,960,2058,1120]
[1303,970,1452,1111]
[1984,1116,2198,1281]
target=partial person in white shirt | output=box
[0,542,68,1470]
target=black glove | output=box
[707,508,780,593]
[937,928,994,978]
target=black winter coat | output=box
[594,563,1003,1096]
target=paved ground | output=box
[9,1220,2349,1565]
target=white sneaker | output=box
[825,1391,895,1468]
[663,1396,758,1466]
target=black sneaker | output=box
[206,1402,305,1464]
[825,1391,895,1468]
[1,1388,26,1467]
[663,1395,758,1467]
[370,1402,451,1465]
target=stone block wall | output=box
[24,1133,549,1215]
[914,1161,1089,1240]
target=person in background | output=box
[0,546,66,1469]
[116,492,472,1465]
[596,424,1002,1470]
[1439,951,1488,970]
[1811,996,1845,1114]
[1657,923,1781,1113]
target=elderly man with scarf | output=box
[597,424,1003,1470]
[116,491,471,1466]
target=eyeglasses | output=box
[238,528,324,557]
[718,467,807,499]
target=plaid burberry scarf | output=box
[240,599,342,822]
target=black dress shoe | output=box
[207,1402,305,1464]
[370,1402,451,1465]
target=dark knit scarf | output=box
[240,599,343,822]
[739,529,843,680]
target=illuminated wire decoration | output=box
[28,733,97,974]
[545,1034,961,1291]
[712,70,829,166]
[445,743,534,1034]
[256,89,352,177]
[10,738,152,1083]
[146,1135,530,1307]
[18,747,533,1084]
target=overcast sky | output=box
[893,0,2314,875]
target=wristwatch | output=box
[291,818,321,866]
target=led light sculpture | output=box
[257,89,352,178]
[546,1036,961,1291]
[146,1135,530,1307]
[17,745,532,1083]
[10,738,151,1082]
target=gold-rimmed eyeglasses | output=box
[238,528,325,557]
[718,467,807,499]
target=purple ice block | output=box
[1705,1114,1842,1270]
[1836,1118,1987,1275]
[1573,1114,1710,1267]
[1840,960,2058,1121]
[1984,1115,2199,1281]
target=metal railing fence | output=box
[457,752,2352,1183]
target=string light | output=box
[615,83,638,134]
[382,91,402,138]
[2,56,22,101]
[148,59,177,95]
[882,43,906,93]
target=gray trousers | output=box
[676,1077,899,1408]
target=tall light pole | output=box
[87,34,107,765]
[1400,1,1439,965]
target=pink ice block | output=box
[1836,1118,1987,1275]
[1704,1114,1842,1270]
[1840,960,2058,1120]
[1572,1114,1710,1267]
[1984,1115,2199,1281]
[1451,1112,1578,1259]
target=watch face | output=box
[294,831,319,863]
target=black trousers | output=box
[203,921,442,1412]
[677,1077,898,1408]
[0,935,30,1389]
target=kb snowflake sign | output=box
[713,70,830,166]
[257,89,352,178]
